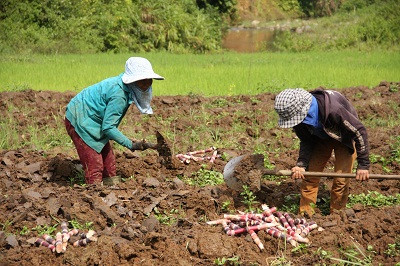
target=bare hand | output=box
[356,169,369,181]
[291,166,306,179]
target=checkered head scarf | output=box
[274,88,312,128]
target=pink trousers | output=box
[65,118,116,184]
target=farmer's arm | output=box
[337,109,370,180]
[292,124,314,179]
[102,96,133,150]
[294,124,315,169]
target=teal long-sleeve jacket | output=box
[66,74,134,153]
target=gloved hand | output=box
[130,140,157,151]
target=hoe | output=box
[223,154,400,191]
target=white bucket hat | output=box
[274,88,312,128]
[122,57,164,84]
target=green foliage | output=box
[153,207,179,225]
[331,242,373,265]
[253,147,275,170]
[298,0,343,17]
[384,237,400,257]
[0,0,225,54]
[32,224,58,237]
[68,168,86,187]
[214,256,240,265]
[390,136,400,164]
[240,185,258,212]
[280,194,300,214]
[272,0,400,52]
[0,220,13,235]
[19,226,30,236]
[196,0,238,20]
[183,165,224,187]
[316,196,330,215]
[1,52,399,95]
[221,200,234,213]
[291,243,308,254]
[69,219,94,230]
[369,154,391,173]
[347,191,400,208]
[278,0,302,12]
[314,247,332,260]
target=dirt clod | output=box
[232,154,264,191]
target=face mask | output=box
[128,83,153,114]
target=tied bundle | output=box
[176,147,220,164]
[207,205,318,250]
[35,221,98,253]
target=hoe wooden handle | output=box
[263,170,400,180]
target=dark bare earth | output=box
[0,82,399,265]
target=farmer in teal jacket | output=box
[65,57,164,184]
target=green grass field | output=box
[1,51,399,96]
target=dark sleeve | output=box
[294,124,315,169]
[336,108,370,170]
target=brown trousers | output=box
[299,138,356,216]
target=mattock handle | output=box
[263,169,400,180]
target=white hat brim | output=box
[122,73,164,84]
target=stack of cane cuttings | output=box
[176,147,220,164]
[35,221,98,253]
[207,204,319,250]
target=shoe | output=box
[102,176,122,186]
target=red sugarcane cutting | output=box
[284,213,296,229]
[61,221,69,252]
[73,236,98,247]
[267,227,298,247]
[55,232,63,253]
[248,228,264,250]
[223,213,262,221]
[261,205,277,223]
[275,211,291,230]
[187,147,215,155]
[68,228,79,237]
[74,230,98,247]
[79,229,96,239]
[61,222,69,241]
[275,211,309,242]
[208,207,318,249]
[226,222,277,236]
[35,238,56,252]
[206,219,231,225]
[209,150,218,163]
[275,224,310,243]
[34,222,98,254]
[294,218,307,225]
[42,234,55,245]
[298,222,318,237]
[176,147,220,164]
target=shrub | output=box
[0,0,227,54]
[272,0,400,52]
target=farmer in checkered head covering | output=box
[274,88,370,217]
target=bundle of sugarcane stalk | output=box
[207,205,318,250]
[176,147,220,164]
[35,221,98,253]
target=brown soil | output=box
[0,81,399,265]
[232,154,264,191]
